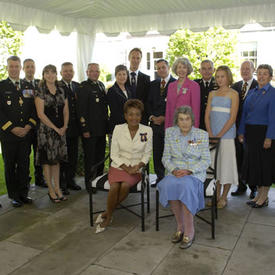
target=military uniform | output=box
[0,78,37,201]
[194,77,218,130]
[59,80,80,190]
[22,78,45,186]
[76,79,108,189]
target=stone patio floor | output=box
[0,177,275,275]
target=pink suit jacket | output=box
[165,78,200,129]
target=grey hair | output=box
[241,60,255,71]
[257,64,273,77]
[201,59,214,68]
[172,57,193,76]
[173,105,195,126]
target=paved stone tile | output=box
[80,264,133,275]
[0,209,49,241]
[96,226,175,275]
[10,224,135,275]
[0,241,41,275]
[152,243,230,275]
[223,223,275,275]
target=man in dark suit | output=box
[231,60,258,199]
[76,63,108,192]
[59,62,81,195]
[22,58,47,188]
[126,48,150,124]
[0,56,37,207]
[194,60,218,130]
[148,59,176,187]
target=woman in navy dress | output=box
[158,105,210,249]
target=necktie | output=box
[15,81,20,91]
[241,82,248,101]
[205,81,209,89]
[161,79,166,89]
[130,72,137,98]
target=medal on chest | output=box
[19,97,23,106]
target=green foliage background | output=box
[0,21,23,80]
[166,27,239,79]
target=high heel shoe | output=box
[48,193,61,203]
[252,198,269,208]
[58,196,68,201]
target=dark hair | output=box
[39,64,58,88]
[124,99,144,114]
[115,64,128,76]
[257,64,273,77]
[156,59,169,66]
[7,56,21,64]
[200,59,214,68]
[61,62,73,68]
[215,65,233,86]
[23,58,35,66]
[128,48,142,58]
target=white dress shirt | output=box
[242,78,254,98]
[129,69,139,86]
[111,123,152,169]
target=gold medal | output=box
[7,100,11,105]
[19,97,23,106]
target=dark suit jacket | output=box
[106,82,132,133]
[232,79,258,128]
[0,78,37,142]
[127,71,150,124]
[147,76,176,120]
[194,77,218,130]
[59,80,80,138]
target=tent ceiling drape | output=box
[1,0,275,79]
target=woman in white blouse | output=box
[96,99,152,233]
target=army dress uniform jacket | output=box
[0,78,37,142]
[76,79,109,137]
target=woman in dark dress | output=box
[35,65,69,203]
[106,65,131,133]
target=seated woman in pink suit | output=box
[165,57,200,129]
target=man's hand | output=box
[238,134,244,144]
[11,127,26,137]
[152,116,165,125]
[263,138,272,149]
[83,132,90,138]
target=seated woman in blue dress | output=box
[157,105,211,249]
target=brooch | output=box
[188,139,202,146]
[140,133,148,142]
[182,88,188,95]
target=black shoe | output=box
[231,187,247,196]
[68,183,81,191]
[62,188,70,195]
[11,199,23,207]
[249,190,256,200]
[35,180,48,188]
[0,202,2,207]
[252,199,269,208]
[20,196,33,204]
[246,200,256,206]
[151,183,157,188]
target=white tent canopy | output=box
[1,0,275,79]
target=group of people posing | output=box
[0,47,274,250]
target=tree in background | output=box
[0,21,23,80]
[166,27,239,79]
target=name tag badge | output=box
[7,100,11,105]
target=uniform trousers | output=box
[1,139,31,200]
[30,130,43,182]
[81,136,106,189]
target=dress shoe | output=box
[11,199,23,207]
[0,202,2,207]
[179,235,195,249]
[231,187,247,196]
[20,196,33,204]
[246,200,256,206]
[171,231,184,243]
[62,188,70,195]
[151,182,157,188]
[68,183,81,191]
[249,190,256,200]
[95,224,106,234]
[252,198,269,208]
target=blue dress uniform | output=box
[0,78,37,202]
[76,79,109,190]
[22,78,45,187]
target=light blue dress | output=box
[157,126,211,215]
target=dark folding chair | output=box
[155,137,220,239]
[88,153,151,232]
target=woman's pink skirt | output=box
[108,167,141,187]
